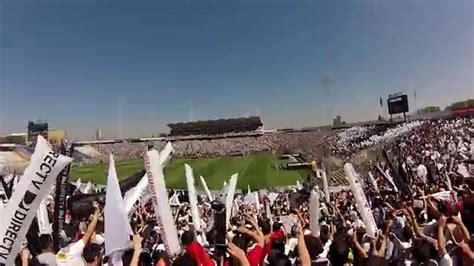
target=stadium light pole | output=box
[188,98,194,122]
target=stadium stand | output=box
[74,145,102,158]
[167,116,263,136]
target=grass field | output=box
[70,154,307,190]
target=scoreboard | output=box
[387,93,409,115]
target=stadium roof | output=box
[167,116,263,136]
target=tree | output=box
[418,106,440,114]
[444,99,473,111]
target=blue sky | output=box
[1,1,472,140]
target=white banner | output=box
[105,155,133,256]
[0,136,72,264]
[185,164,201,232]
[225,174,238,226]
[296,180,303,190]
[309,186,320,237]
[376,165,398,193]
[344,163,377,238]
[321,169,330,203]
[199,176,213,201]
[144,149,180,256]
[36,199,52,235]
[267,192,279,204]
[124,175,149,217]
[255,191,260,210]
[368,171,380,193]
[123,142,174,216]
[159,142,174,166]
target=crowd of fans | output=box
[89,131,332,161]
[5,117,474,266]
[331,121,426,158]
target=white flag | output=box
[105,154,133,256]
[0,136,72,264]
[144,149,180,256]
[185,164,201,232]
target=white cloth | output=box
[439,253,453,266]
[56,239,86,266]
[37,252,57,266]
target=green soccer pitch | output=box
[69,153,307,190]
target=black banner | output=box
[382,149,412,197]
[52,142,73,251]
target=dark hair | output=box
[271,237,286,254]
[180,231,195,246]
[172,253,197,266]
[232,233,249,251]
[402,225,414,241]
[259,219,271,235]
[412,239,436,263]
[267,250,291,266]
[272,222,282,232]
[83,244,102,263]
[152,251,171,266]
[328,234,349,266]
[39,234,52,251]
[304,236,323,259]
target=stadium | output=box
[69,116,331,190]
[2,98,472,190]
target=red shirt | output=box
[247,244,263,266]
[187,241,215,266]
[260,230,285,265]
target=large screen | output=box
[387,94,409,115]
[28,121,48,143]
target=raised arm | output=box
[82,202,100,244]
[237,226,264,247]
[437,215,448,256]
[350,231,368,259]
[297,222,311,266]
[227,242,250,266]
[130,234,143,266]
[451,215,470,242]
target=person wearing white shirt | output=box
[57,203,101,266]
